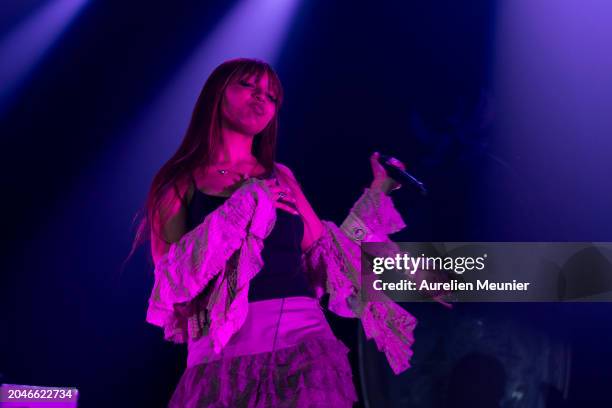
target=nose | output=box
[253,88,264,102]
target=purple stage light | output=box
[129,0,303,159]
[0,0,89,114]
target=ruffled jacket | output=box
[146,178,417,374]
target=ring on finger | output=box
[278,192,286,199]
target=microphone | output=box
[378,153,428,195]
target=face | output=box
[220,71,278,136]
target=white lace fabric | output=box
[146,178,417,374]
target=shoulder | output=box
[160,173,194,210]
[153,173,194,235]
[150,173,193,263]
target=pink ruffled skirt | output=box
[169,296,358,407]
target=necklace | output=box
[216,160,259,178]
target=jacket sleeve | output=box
[302,188,417,375]
[339,187,406,243]
[145,183,260,343]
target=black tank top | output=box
[185,179,316,302]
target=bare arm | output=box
[150,178,193,266]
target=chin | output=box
[243,121,270,136]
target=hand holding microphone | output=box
[370,151,427,195]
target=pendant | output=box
[218,169,228,175]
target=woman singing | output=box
[133,58,417,407]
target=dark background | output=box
[2,0,611,406]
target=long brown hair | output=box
[125,58,284,267]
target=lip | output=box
[250,103,266,115]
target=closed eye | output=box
[239,79,276,103]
